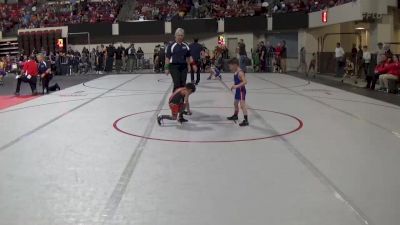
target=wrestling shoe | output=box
[239,120,249,127]
[178,117,188,123]
[227,115,238,121]
[157,115,163,126]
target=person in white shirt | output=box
[362,45,371,78]
[335,42,345,77]
[376,42,385,65]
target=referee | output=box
[38,54,60,94]
[165,28,197,92]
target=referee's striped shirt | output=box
[166,41,191,64]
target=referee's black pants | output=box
[170,64,188,92]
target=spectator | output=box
[189,38,203,85]
[265,41,275,72]
[308,52,317,78]
[158,43,167,73]
[281,40,288,73]
[351,43,357,63]
[126,44,137,72]
[115,44,124,73]
[367,55,390,90]
[237,39,247,72]
[335,42,345,77]
[356,45,363,77]
[376,42,385,65]
[136,47,144,69]
[342,57,356,84]
[252,46,260,72]
[362,45,371,78]
[105,43,115,72]
[378,55,400,93]
[259,41,267,72]
[96,45,105,74]
[298,47,307,75]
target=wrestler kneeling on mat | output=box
[157,83,196,125]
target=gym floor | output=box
[0,73,399,225]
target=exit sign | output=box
[322,10,328,24]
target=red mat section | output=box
[0,95,39,110]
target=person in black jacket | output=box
[189,38,203,85]
[105,43,115,72]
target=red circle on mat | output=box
[113,107,304,143]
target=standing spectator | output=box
[126,44,136,72]
[308,52,317,78]
[280,40,287,73]
[165,28,197,92]
[351,43,357,63]
[376,42,385,65]
[259,41,267,72]
[252,45,260,72]
[237,39,247,72]
[96,45,105,74]
[90,48,96,71]
[115,44,124,73]
[105,43,115,72]
[266,41,275,72]
[136,47,144,69]
[274,42,283,73]
[335,42,345,77]
[298,46,307,75]
[153,45,160,72]
[158,43,166,73]
[189,38,203,85]
[356,45,363,77]
[15,55,38,96]
[362,45,371,78]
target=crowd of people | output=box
[129,0,355,21]
[332,42,399,93]
[252,40,288,73]
[0,0,37,32]
[19,0,122,29]
[1,0,356,33]
[1,0,121,32]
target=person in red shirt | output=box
[274,43,283,73]
[15,55,38,96]
[378,55,400,92]
[367,55,390,90]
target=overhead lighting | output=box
[355,27,365,30]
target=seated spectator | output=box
[367,55,391,90]
[378,55,400,93]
